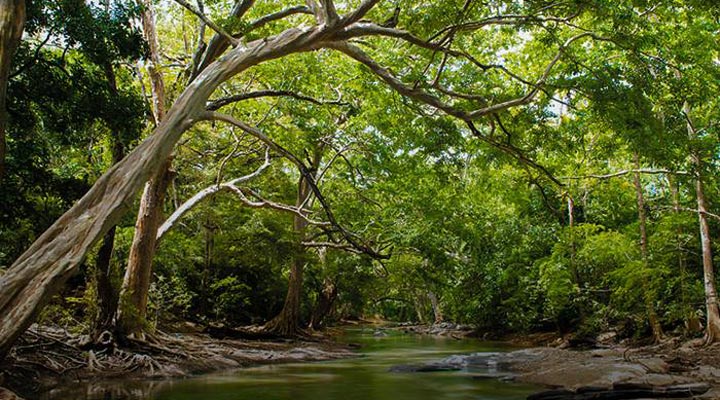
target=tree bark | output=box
[113,0,171,339]
[310,277,337,330]
[140,0,166,126]
[0,0,25,179]
[264,169,314,336]
[684,103,720,343]
[694,170,720,342]
[428,291,443,324]
[116,162,173,337]
[633,153,663,342]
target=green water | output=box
[42,328,538,399]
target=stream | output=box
[41,327,539,399]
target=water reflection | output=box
[40,328,537,400]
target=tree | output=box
[0,1,650,358]
[0,0,25,179]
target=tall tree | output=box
[0,0,25,179]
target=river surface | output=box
[42,327,539,399]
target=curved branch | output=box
[156,147,271,241]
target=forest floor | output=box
[0,324,355,399]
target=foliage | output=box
[4,0,720,342]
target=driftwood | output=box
[527,382,710,400]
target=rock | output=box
[527,383,710,400]
[637,357,671,374]
[596,331,617,345]
[526,389,575,400]
[388,363,461,373]
[373,330,388,337]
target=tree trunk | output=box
[668,175,699,333]
[265,144,325,336]
[310,277,337,330]
[113,0,171,339]
[92,141,125,340]
[265,171,313,336]
[428,291,443,324]
[683,102,720,343]
[140,0,166,126]
[633,153,663,342]
[566,193,581,285]
[91,62,128,341]
[116,163,172,338]
[694,171,720,342]
[0,0,25,179]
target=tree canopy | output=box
[0,0,719,358]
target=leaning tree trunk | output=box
[633,153,663,342]
[0,23,327,360]
[0,0,25,179]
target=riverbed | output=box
[40,327,539,400]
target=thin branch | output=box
[656,206,720,222]
[562,169,689,180]
[466,121,563,186]
[248,5,312,31]
[9,28,55,79]
[302,241,363,254]
[156,147,272,241]
[316,142,356,184]
[329,33,591,121]
[206,89,349,110]
[200,111,389,259]
[339,0,381,28]
[173,0,240,47]
[227,186,328,225]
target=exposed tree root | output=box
[0,324,354,399]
